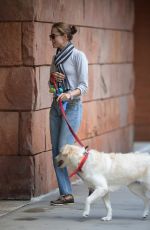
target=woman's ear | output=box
[63,33,68,41]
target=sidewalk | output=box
[0,142,150,230]
[0,181,150,230]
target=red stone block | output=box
[0,0,34,21]
[84,0,134,30]
[34,151,57,196]
[0,155,34,199]
[0,23,22,65]
[34,22,53,65]
[22,22,35,65]
[80,135,104,152]
[101,64,134,98]
[35,66,53,110]
[119,95,135,128]
[19,112,33,155]
[74,27,101,64]
[78,98,120,139]
[100,30,134,63]
[35,0,84,25]
[83,65,101,102]
[80,96,134,141]
[127,94,135,125]
[23,22,54,66]
[119,96,129,127]
[0,112,19,155]
[101,98,120,132]
[20,109,52,155]
[106,0,134,30]
[31,110,46,154]
[101,125,134,153]
[34,0,134,31]
[45,109,52,151]
[126,32,134,62]
[79,101,99,139]
[81,125,134,153]
[20,111,46,155]
[0,67,35,110]
[83,0,105,28]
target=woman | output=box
[49,22,88,205]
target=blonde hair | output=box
[52,22,77,41]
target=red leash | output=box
[58,99,85,147]
[58,99,89,177]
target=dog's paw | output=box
[142,210,149,219]
[82,211,89,218]
[101,216,112,221]
[142,213,149,219]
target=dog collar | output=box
[69,149,89,178]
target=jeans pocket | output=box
[66,100,82,112]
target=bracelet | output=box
[68,91,73,100]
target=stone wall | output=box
[134,0,150,141]
[0,0,135,199]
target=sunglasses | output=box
[49,34,62,40]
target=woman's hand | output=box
[51,72,65,82]
[57,93,71,102]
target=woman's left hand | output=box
[57,93,71,102]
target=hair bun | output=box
[70,25,77,35]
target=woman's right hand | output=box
[51,72,65,82]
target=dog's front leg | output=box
[102,193,112,221]
[83,186,107,218]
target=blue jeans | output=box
[50,98,82,195]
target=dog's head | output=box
[55,144,86,168]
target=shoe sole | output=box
[50,202,74,206]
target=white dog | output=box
[55,144,150,221]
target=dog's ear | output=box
[61,144,73,156]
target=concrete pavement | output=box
[0,181,150,230]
